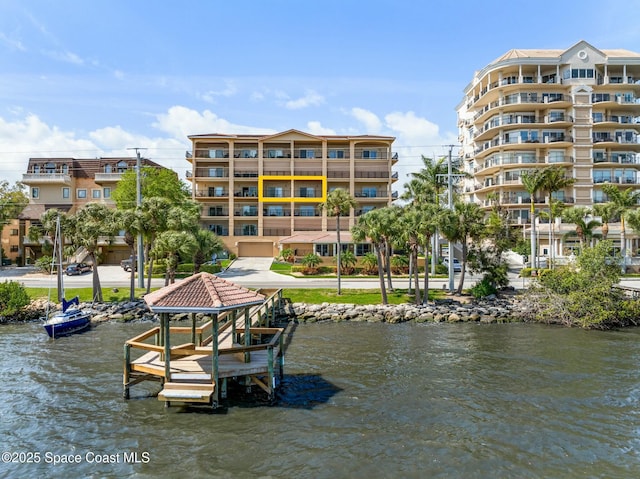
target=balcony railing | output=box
[21,173,71,184]
[195,189,229,198]
[195,167,229,178]
[262,228,291,236]
[94,172,123,183]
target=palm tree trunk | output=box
[422,238,430,304]
[336,213,342,295]
[413,246,420,304]
[530,200,536,270]
[456,243,467,295]
[90,252,103,302]
[621,217,626,273]
[385,240,394,292]
[375,244,387,304]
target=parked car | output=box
[121,257,137,272]
[442,257,462,272]
[65,262,92,275]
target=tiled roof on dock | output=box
[144,272,265,313]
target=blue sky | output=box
[1,0,639,187]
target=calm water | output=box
[0,320,639,479]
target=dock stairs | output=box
[157,373,214,403]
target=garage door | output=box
[237,241,274,257]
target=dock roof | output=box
[144,272,265,313]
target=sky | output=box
[1,0,639,191]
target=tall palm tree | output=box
[115,208,143,301]
[398,206,423,304]
[352,209,389,304]
[439,201,485,294]
[592,202,619,241]
[69,203,119,302]
[521,168,548,269]
[562,206,601,249]
[601,184,640,264]
[192,228,224,274]
[153,230,197,285]
[542,167,575,264]
[538,199,566,268]
[320,188,357,295]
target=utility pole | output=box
[128,148,146,289]
[437,145,462,293]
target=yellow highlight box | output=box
[258,175,327,203]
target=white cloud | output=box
[306,121,336,135]
[0,32,26,51]
[152,106,275,139]
[285,90,325,110]
[42,49,84,65]
[350,107,382,133]
[199,81,238,103]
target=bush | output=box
[35,256,54,274]
[0,281,30,318]
[520,267,533,277]
[200,264,222,274]
[280,248,295,263]
[176,263,194,273]
[229,253,237,260]
[470,278,497,299]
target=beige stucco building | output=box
[458,40,640,258]
[13,157,163,264]
[186,129,398,257]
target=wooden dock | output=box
[123,287,290,408]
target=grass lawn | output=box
[25,287,153,303]
[281,288,445,305]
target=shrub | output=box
[200,264,221,274]
[0,281,30,318]
[470,278,497,299]
[176,263,194,273]
[229,253,237,260]
[35,256,54,274]
[360,252,378,275]
[280,248,295,263]
[520,267,533,277]
[390,255,409,274]
[301,253,321,275]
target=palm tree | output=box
[562,207,601,249]
[439,201,485,294]
[153,230,197,285]
[397,206,423,303]
[542,167,575,264]
[138,197,172,293]
[352,209,389,304]
[115,208,143,301]
[601,184,640,264]
[592,202,619,241]
[320,188,357,295]
[192,228,224,274]
[69,203,119,302]
[520,168,548,270]
[360,252,378,275]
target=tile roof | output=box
[144,272,265,313]
[279,231,353,244]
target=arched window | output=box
[33,164,40,174]
[61,164,69,174]
[105,164,112,173]
[44,162,56,173]
[116,161,128,173]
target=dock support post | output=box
[244,307,251,363]
[267,346,275,402]
[278,331,285,380]
[231,310,237,343]
[163,313,171,382]
[123,343,131,399]
[212,313,219,409]
[190,312,196,345]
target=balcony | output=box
[22,173,71,185]
[94,172,123,184]
[234,208,258,217]
[195,189,229,198]
[262,228,292,236]
[195,148,230,159]
[195,167,229,178]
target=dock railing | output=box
[123,288,287,403]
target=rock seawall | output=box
[287,295,529,324]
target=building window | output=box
[77,189,87,199]
[62,187,70,199]
[92,189,101,199]
[299,149,315,159]
[316,244,332,256]
[267,206,284,216]
[355,243,372,256]
[33,164,40,174]
[116,161,128,173]
[61,164,68,174]
[105,164,112,173]
[31,187,39,199]
[328,149,345,159]
[299,206,316,217]
[10,245,19,252]
[266,186,284,198]
[362,150,378,159]
[103,187,111,199]
[361,187,378,198]
[44,162,56,173]
[10,229,18,236]
[299,187,315,198]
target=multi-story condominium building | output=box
[186,129,398,257]
[458,40,640,257]
[13,157,164,264]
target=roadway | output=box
[0,258,532,291]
